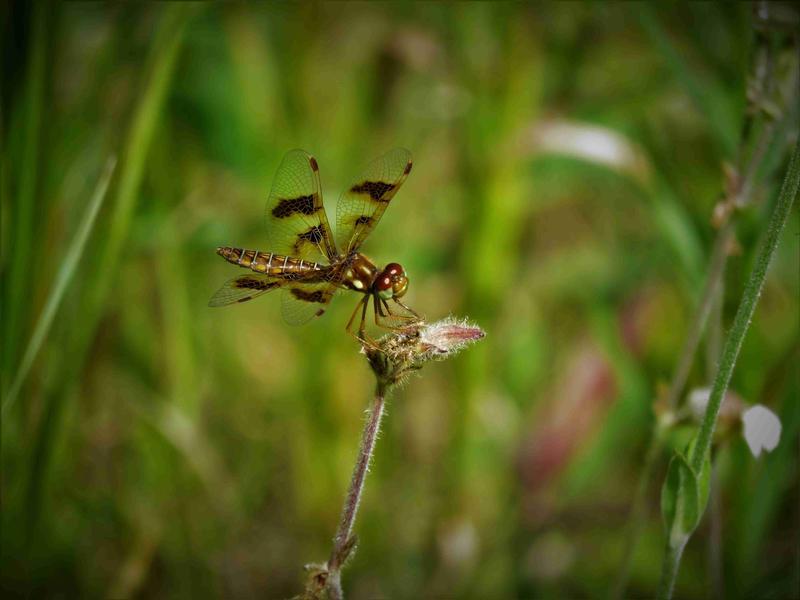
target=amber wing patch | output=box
[265,150,337,262]
[335,148,412,255]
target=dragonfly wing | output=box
[208,273,282,307]
[280,281,338,325]
[335,148,413,256]
[265,149,337,262]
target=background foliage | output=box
[2,3,797,598]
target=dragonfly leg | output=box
[374,297,418,331]
[392,298,422,320]
[357,294,370,339]
[373,294,385,325]
[345,296,367,336]
[383,298,415,319]
[346,295,379,349]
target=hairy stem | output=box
[613,30,784,590]
[326,385,387,599]
[613,159,750,600]
[660,138,800,598]
[690,138,799,472]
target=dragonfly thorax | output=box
[341,253,379,293]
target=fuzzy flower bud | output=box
[364,317,485,390]
[418,318,486,356]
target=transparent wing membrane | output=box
[265,150,337,263]
[280,281,338,325]
[335,148,412,255]
[208,274,282,307]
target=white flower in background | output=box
[742,405,782,458]
[686,388,780,458]
[688,387,711,421]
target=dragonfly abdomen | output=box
[216,247,324,277]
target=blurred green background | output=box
[2,2,798,598]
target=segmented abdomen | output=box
[217,247,324,278]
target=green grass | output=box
[3,157,116,415]
[1,3,797,598]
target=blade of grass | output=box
[658,136,799,599]
[77,4,195,354]
[19,4,195,566]
[3,1,48,383]
[2,157,116,416]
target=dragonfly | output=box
[210,148,420,344]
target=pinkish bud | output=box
[419,318,486,357]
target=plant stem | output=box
[613,98,780,600]
[659,138,800,599]
[663,220,733,410]
[657,538,687,600]
[705,274,725,599]
[690,138,799,472]
[326,384,387,599]
[663,112,776,411]
[613,185,736,600]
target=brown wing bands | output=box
[208,274,282,307]
[280,281,338,325]
[335,148,412,256]
[265,150,337,263]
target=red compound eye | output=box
[385,262,403,277]
[377,275,392,291]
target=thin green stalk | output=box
[690,139,799,473]
[613,88,781,600]
[657,538,687,600]
[79,4,193,349]
[663,220,734,410]
[705,285,724,382]
[2,158,116,416]
[660,137,800,598]
[706,268,725,599]
[613,163,747,600]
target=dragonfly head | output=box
[376,262,409,299]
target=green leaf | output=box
[661,441,711,548]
